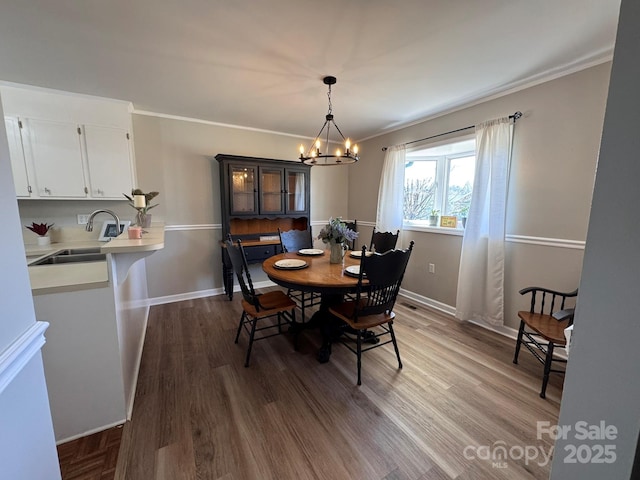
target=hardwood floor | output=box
[115,290,562,479]
[58,424,123,479]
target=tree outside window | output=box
[403,138,475,225]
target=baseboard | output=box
[55,419,125,446]
[149,288,221,306]
[399,289,456,316]
[148,280,276,306]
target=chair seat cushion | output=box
[329,300,395,330]
[242,290,296,318]
[518,311,571,344]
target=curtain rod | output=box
[381,111,522,151]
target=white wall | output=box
[0,94,60,478]
[552,0,640,476]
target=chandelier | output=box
[298,76,359,165]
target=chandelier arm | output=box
[325,120,331,151]
[306,120,330,156]
[331,121,348,142]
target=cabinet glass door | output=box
[229,165,257,214]
[259,167,284,214]
[286,169,307,213]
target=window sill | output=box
[402,224,464,236]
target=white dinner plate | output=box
[274,259,308,270]
[297,248,324,256]
[349,250,373,258]
[344,265,365,277]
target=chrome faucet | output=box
[86,209,121,236]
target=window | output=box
[403,137,475,226]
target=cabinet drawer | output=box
[243,245,277,263]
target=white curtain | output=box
[376,145,406,233]
[455,117,514,326]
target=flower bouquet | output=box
[318,217,358,263]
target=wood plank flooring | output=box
[115,290,562,479]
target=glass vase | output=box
[329,242,345,264]
[136,211,152,228]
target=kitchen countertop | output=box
[27,225,165,295]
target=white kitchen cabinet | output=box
[4,116,32,197]
[23,117,88,198]
[84,125,133,198]
[3,117,135,200]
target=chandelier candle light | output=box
[298,76,359,166]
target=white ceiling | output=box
[0,1,621,142]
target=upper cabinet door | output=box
[23,118,87,198]
[4,116,31,197]
[84,125,133,199]
[259,166,284,215]
[285,168,308,214]
[229,164,258,215]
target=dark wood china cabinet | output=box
[217,154,311,298]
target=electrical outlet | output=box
[77,214,90,225]
[428,263,435,274]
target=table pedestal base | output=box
[289,294,379,363]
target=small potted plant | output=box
[123,188,159,228]
[26,222,54,246]
[428,209,440,227]
[458,205,469,228]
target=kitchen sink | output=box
[31,250,106,265]
[55,247,102,255]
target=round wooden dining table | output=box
[262,250,367,362]
[262,251,361,294]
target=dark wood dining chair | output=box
[225,238,297,367]
[369,227,399,253]
[513,286,578,398]
[278,228,321,321]
[343,219,358,250]
[329,241,414,385]
[278,227,314,254]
